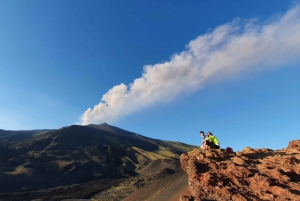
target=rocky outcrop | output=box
[180,140,300,201]
[288,140,300,151]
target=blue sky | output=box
[1,1,300,151]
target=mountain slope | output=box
[123,170,189,201]
[0,123,197,199]
[0,129,53,143]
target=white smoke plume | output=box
[82,5,300,125]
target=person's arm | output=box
[207,136,213,141]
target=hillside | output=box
[1,125,299,201]
[179,140,300,201]
[0,129,52,143]
[0,124,197,201]
[121,140,300,201]
[123,169,190,201]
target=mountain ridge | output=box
[0,123,198,200]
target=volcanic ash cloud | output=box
[82,5,300,125]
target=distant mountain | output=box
[0,123,198,201]
[0,129,54,143]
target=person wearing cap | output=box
[199,131,206,150]
[205,132,220,149]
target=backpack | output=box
[226,147,233,153]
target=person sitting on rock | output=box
[199,131,206,150]
[205,132,220,149]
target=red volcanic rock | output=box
[180,140,300,201]
[287,140,300,151]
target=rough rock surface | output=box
[180,140,300,201]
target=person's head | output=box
[200,131,204,136]
[207,132,213,136]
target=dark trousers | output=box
[206,140,220,149]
